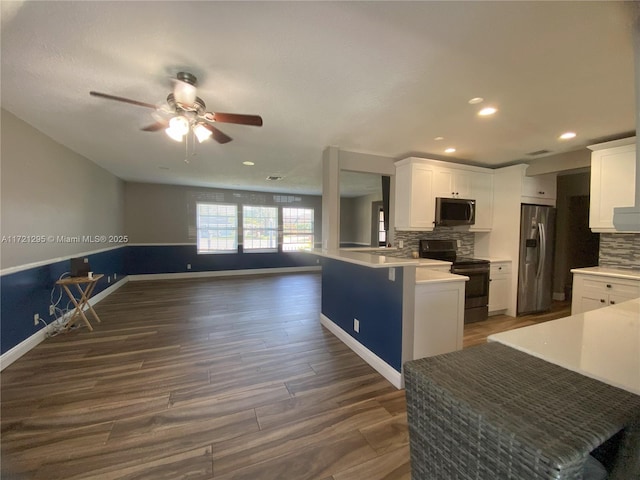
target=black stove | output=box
[419,239,490,323]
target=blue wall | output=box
[320,257,404,371]
[1,247,126,355]
[0,245,318,355]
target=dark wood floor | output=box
[1,273,570,479]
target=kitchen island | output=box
[308,249,467,388]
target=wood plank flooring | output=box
[1,272,569,479]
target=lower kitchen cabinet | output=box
[571,269,640,315]
[488,261,511,315]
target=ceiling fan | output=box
[90,72,263,145]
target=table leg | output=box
[75,282,101,323]
[62,284,93,331]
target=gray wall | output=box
[340,192,382,246]
[1,109,125,270]
[124,182,323,245]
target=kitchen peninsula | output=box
[309,249,468,388]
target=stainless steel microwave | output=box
[435,197,476,226]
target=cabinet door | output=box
[434,168,473,199]
[522,173,557,203]
[590,144,636,231]
[410,165,435,229]
[579,295,607,313]
[609,293,639,306]
[488,276,510,313]
[470,172,493,231]
[434,168,455,198]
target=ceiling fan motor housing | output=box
[176,71,197,86]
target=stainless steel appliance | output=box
[517,204,556,315]
[419,239,490,323]
[435,197,476,226]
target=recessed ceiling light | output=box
[444,148,456,153]
[478,107,497,116]
[559,132,576,140]
[434,136,444,141]
[468,97,484,104]
[242,161,255,166]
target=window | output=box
[196,202,238,253]
[243,206,278,251]
[282,207,314,251]
[378,207,386,246]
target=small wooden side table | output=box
[56,274,104,331]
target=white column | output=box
[322,146,340,249]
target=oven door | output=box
[452,263,490,322]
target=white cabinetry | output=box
[571,271,640,315]
[488,261,511,315]
[469,172,493,232]
[394,157,494,232]
[434,168,472,199]
[588,138,636,233]
[413,278,465,357]
[522,173,557,206]
[394,161,434,230]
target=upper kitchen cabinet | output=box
[434,168,472,199]
[588,137,637,233]
[521,173,557,206]
[395,159,435,230]
[469,171,494,232]
[394,157,494,232]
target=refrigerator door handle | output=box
[536,223,546,280]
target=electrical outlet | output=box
[398,240,404,249]
[316,259,320,264]
[108,276,111,283]
[354,318,360,333]
[389,267,395,282]
[84,257,89,263]
[33,313,40,326]
[49,305,55,316]
[457,239,462,248]
[114,273,117,280]
[187,264,192,270]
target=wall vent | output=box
[526,149,552,156]
[266,175,283,181]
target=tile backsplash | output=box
[599,233,640,269]
[393,228,475,257]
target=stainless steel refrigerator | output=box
[517,204,556,315]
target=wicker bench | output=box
[404,342,640,480]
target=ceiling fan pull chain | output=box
[184,131,190,164]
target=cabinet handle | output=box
[606,284,612,288]
[489,279,492,282]
[600,299,606,303]
[610,300,616,305]
[498,266,502,270]
[538,191,545,195]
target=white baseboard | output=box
[553,292,566,301]
[320,314,403,389]
[0,276,130,371]
[128,266,321,281]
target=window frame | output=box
[282,207,315,252]
[242,205,279,253]
[196,202,239,254]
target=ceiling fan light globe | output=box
[174,81,197,105]
[169,116,190,135]
[194,124,212,143]
[165,126,185,142]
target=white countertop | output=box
[478,257,512,263]
[489,298,640,395]
[570,266,640,281]
[308,249,451,269]
[416,269,468,284]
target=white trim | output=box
[128,266,321,281]
[0,276,130,371]
[127,243,196,247]
[1,245,126,277]
[320,314,403,389]
[553,292,566,301]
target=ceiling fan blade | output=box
[90,91,157,109]
[141,120,168,132]
[203,123,233,144]
[206,112,263,127]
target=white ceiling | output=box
[1,1,636,196]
